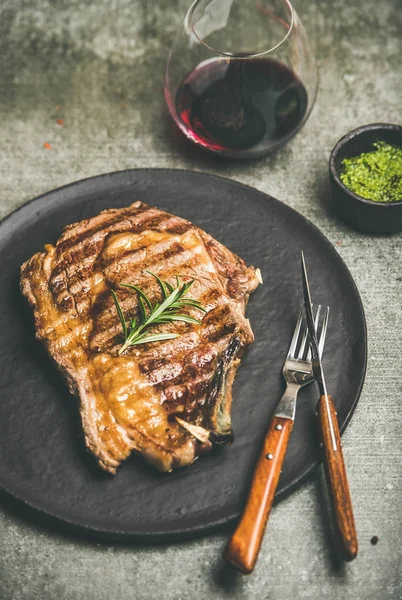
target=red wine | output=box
[175,58,308,157]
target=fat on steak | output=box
[20,202,260,473]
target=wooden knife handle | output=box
[317,394,358,561]
[223,416,293,574]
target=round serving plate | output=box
[0,169,366,541]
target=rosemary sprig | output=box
[112,271,206,355]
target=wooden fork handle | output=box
[223,416,293,574]
[317,394,358,561]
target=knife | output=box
[301,251,358,561]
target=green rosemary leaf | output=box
[180,280,194,295]
[138,295,147,322]
[176,299,207,312]
[130,333,180,345]
[113,273,206,354]
[163,314,202,324]
[120,283,152,311]
[146,270,168,300]
[152,314,201,325]
[146,286,183,324]
[111,290,127,340]
[119,333,142,354]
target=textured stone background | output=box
[0,1,401,598]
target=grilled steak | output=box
[21,202,260,473]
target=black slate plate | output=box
[0,169,366,542]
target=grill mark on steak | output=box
[100,240,185,270]
[103,241,188,282]
[20,201,259,474]
[57,207,192,257]
[54,230,191,312]
[57,203,150,250]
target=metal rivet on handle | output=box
[275,424,283,431]
[265,453,274,460]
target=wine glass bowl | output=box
[165,0,318,159]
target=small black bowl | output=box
[329,123,402,234]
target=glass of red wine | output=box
[165,0,317,159]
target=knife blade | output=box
[301,251,336,450]
[300,251,358,561]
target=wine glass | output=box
[165,0,318,159]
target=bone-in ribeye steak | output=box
[21,202,260,473]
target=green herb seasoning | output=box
[111,271,206,354]
[340,141,402,203]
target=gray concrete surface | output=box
[0,1,401,598]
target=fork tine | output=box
[298,304,313,359]
[318,306,329,358]
[287,307,303,359]
[306,305,321,361]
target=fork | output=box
[224,305,329,574]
